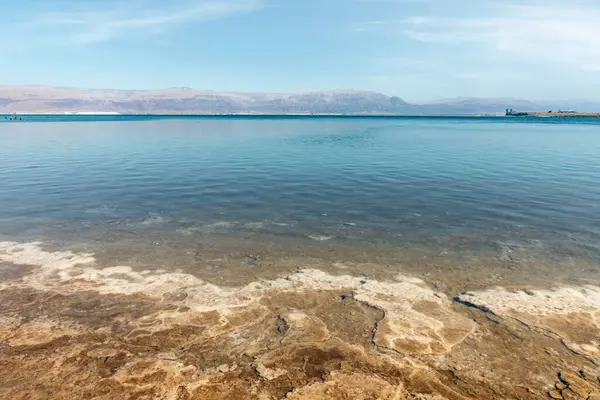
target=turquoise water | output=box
[1,116,599,286]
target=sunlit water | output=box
[1,116,600,289]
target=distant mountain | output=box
[0,85,597,114]
[0,86,412,114]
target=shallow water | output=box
[1,116,599,289]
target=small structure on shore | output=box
[505,108,529,116]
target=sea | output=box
[1,115,599,291]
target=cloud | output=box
[400,2,600,70]
[354,20,394,32]
[23,0,264,44]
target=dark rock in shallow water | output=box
[244,255,259,268]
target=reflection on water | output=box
[1,116,600,289]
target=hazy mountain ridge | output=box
[0,86,598,114]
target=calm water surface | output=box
[1,116,599,289]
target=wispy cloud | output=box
[356,1,600,71]
[400,3,600,70]
[354,20,395,32]
[22,0,264,44]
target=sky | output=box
[1,0,599,102]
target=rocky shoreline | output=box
[1,241,600,399]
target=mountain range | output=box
[1,86,598,114]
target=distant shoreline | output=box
[3,112,600,118]
[526,112,600,117]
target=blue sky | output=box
[1,0,599,101]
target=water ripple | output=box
[1,117,599,257]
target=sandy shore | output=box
[1,241,600,399]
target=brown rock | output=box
[559,372,595,397]
[560,389,577,400]
[255,363,287,381]
[555,382,567,390]
[547,389,563,399]
[176,385,190,400]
